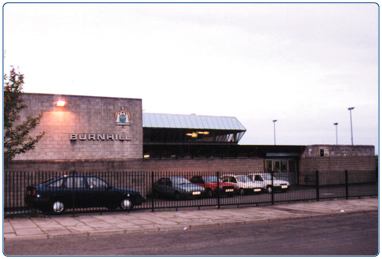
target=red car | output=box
[190,176,236,198]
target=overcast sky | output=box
[3,3,379,153]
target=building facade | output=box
[6,93,376,183]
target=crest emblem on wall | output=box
[115,107,131,126]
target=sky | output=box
[3,3,379,154]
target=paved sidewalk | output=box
[4,197,378,241]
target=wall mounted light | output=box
[186,132,198,138]
[56,100,66,107]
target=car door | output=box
[86,176,113,208]
[154,178,166,196]
[65,176,88,209]
[164,178,174,196]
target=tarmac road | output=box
[4,211,378,256]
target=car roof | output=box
[168,176,188,180]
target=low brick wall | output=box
[6,157,265,173]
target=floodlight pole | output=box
[334,123,338,145]
[273,120,277,145]
[348,107,355,145]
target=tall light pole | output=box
[348,107,355,145]
[273,120,277,145]
[333,123,338,145]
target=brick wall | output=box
[6,157,265,173]
[300,145,375,172]
[299,145,376,185]
[12,93,142,161]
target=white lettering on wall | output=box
[70,134,131,141]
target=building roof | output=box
[143,113,246,131]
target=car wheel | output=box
[153,190,159,199]
[239,188,245,196]
[51,200,65,214]
[267,186,273,193]
[120,198,133,210]
[107,203,118,210]
[206,189,213,198]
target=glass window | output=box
[281,161,288,172]
[265,160,272,173]
[289,160,296,172]
[236,176,250,182]
[49,179,64,188]
[66,177,85,189]
[273,161,281,173]
[87,177,108,189]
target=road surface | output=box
[4,211,378,256]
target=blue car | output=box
[25,175,143,214]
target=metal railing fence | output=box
[4,170,378,216]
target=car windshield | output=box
[236,176,251,182]
[204,176,222,183]
[172,177,191,185]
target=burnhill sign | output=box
[70,134,131,141]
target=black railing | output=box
[4,170,378,216]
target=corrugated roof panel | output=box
[143,113,246,131]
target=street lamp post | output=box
[273,120,277,145]
[333,123,338,145]
[348,107,355,145]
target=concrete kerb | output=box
[4,197,378,241]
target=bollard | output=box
[345,170,349,199]
[271,171,274,205]
[216,171,221,209]
[151,171,155,212]
[316,170,320,201]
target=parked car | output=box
[189,175,236,197]
[247,173,290,193]
[220,174,262,195]
[152,176,205,200]
[25,175,143,214]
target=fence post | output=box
[71,170,76,217]
[316,170,320,201]
[216,172,220,209]
[151,172,154,212]
[345,170,349,199]
[271,171,274,205]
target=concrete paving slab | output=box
[14,228,45,236]
[52,217,83,226]
[43,229,73,236]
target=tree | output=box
[4,68,45,167]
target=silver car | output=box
[152,176,205,200]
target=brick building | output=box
[5,93,376,185]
